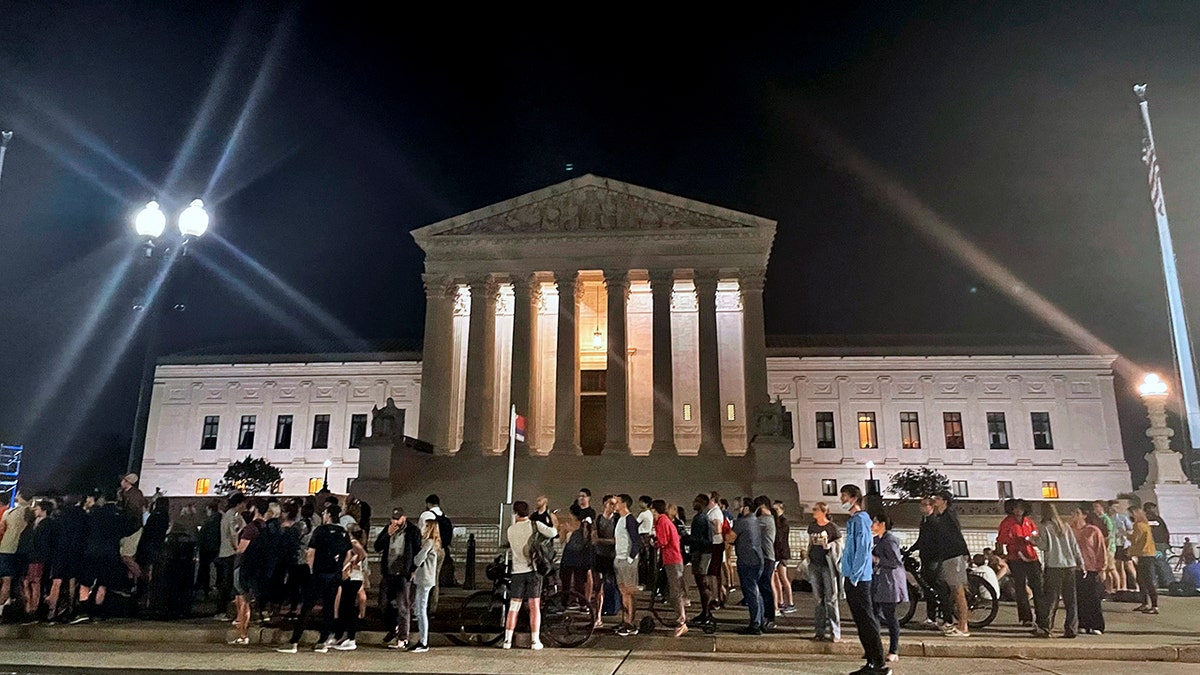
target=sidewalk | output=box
[1,593,1194,663]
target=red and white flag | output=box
[514,414,526,443]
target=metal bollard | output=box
[464,533,477,590]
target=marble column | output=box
[418,274,456,453]
[694,270,725,456]
[740,268,769,416]
[648,269,677,454]
[603,270,630,454]
[460,275,498,454]
[552,271,582,455]
[508,273,538,453]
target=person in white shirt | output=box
[705,492,727,608]
[970,553,999,599]
[613,495,643,636]
[635,496,655,589]
[504,500,557,650]
[418,494,446,613]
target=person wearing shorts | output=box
[652,500,687,636]
[688,494,716,628]
[612,495,642,636]
[72,491,131,624]
[932,491,971,637]
[503,500,557,650]
[591,496,617,629]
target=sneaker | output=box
[68,615,90,625]
[1092,630,1104,636]
[386,639,408,650]
[1032,628,1051,638]
[1145,607,1159,615]
[943,627,970,637]
[737,625,763,636]
[530,641,543,651]
[887,653,899,662]
[276,644,298,654]
[313,644,329,654]
[781,604,797,614]
[501,641,512,650]
[228,637,250,645]
[408,642,429,653]
[323,636,339,647]
[382,631,397,645]
[673,623,689,637]
[763,620,776,631]
[333,639,357,651]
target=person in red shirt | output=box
[652,500,687,637]
[996,499,1041,627]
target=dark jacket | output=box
[136,509,170,566]
[913,514,941,563]
[85,503,135,558]
[53,505,87,560]
[934,508,970,562]
[198,512,222,554]
[374,523,421,577]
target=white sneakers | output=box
[333,639,357,651]
[275,644,298,654]
[227,637,249,646]
[531,641,544,651]
[386,639,408,650]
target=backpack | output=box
[525,520,556,576]
[435,513,454,550]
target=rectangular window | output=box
[987,412,1009,449]
[815,412,836,448]
[195,478,210,495]
[821,478,838,496]
[857,412,878,449]
[682,404,693,422]
[943,412,964,449]
[200,415,219,450]
[308,478,323,494]
[349,414,368,448]
[312,414,330,449]
[726,403,736,422]
[952,480,969,499]
[1041,481,1059,499]
[900,412,921,449]
[1031,412,1054,449]
[997,480,1013,500]
[237,415,256,450]
[274,415,293,449]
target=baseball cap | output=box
[391,507,405,519]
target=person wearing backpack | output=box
[419,494,452,614]
[277,504,351,654]
[504,500,558,650]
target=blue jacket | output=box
[841,510,873,584]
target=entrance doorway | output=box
[580,370,607,455]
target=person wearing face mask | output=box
[840,484,889,675]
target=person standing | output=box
[771,500,795,615]
[195,502,221,599]
[931,490,971,637]
[613,495,642,636]
[375,507,420,649]
[331,535,369,651]
[910,497,944,627]
[559,513,593,601]
[591,495,617,630]
[1144,503,1174,584]
[753,496,777,630]
[1071,506,1107,635]
[807,502,842,642]
[1090,501,1117,593]
[46,495,86,622]
[280,501,310,618]
[0,490,31,618]
[732,498,764,635]
[409,519,442,653]
[1032,503,1084,638]
[687,494,716,630]
[72,490,133,624]
[871,512,906,665]
[996,498,1041,627]
[707,493,729,608]
[651,499,687,636]
[419,494,452,615]
[276,504,350,654]
[1108,500,1135,592]
[1129,505,1159,614]
[840,484,888,675]
[230,501,265,645]
[635,495,655,590]
[216,494,246,619]
[24,499,55,623]
[503,500,558,650]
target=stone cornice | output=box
[766,354,1118,373]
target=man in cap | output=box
[374,507,420,649]
[116,473,148,595]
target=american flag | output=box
[514,414,526,443]
[1142,139,1167,217]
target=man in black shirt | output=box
[72,491,135,623]
[277,504,350,654]
[47,495,87,622]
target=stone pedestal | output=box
[747,399,801,511]
[1135,392,1200,541]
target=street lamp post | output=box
[127,199,210,475]
[322,459,333,492]
[1137,373,1190,486]
[865,460,880,495]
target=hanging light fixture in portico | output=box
[592,282,603,350]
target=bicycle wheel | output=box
[542,589,595,648]
[448,589,506,647]
[966,575,999,629]
[897,582,920,627]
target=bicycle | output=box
[448,555,595,648]
[895,549,998,630]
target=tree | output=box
[885,467,950,502]
[216,455,282,496]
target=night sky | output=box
[3,1,1200,492]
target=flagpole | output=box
[1135,83,1200,454]
[500,405,517,538]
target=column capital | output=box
[738,268,767,293]
[421,273,457,299]
[509,272,537,294]
[603,269,631,300]
[693,269,720,291]
[648,268,676,286]
[466,274,499,297]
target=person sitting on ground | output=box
[1178,548,1200,594]
[970,553,1000,599]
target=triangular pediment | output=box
[412,174,773,243]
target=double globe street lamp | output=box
[127,198,211,474]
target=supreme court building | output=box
[139,176,1136,517]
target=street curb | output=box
[1,623,1195,662]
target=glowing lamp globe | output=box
[865,460,875,470]
[178,199,210,238]
[323,459,333,468]
[134,201,167,238]
[1139,373,1168,398]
